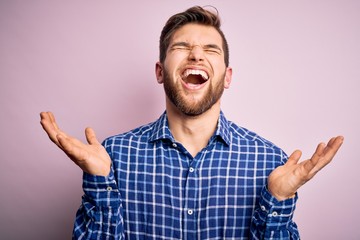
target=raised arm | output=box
[40,111,111,176]
[268,135,344,200]
[250,136,343,239]
[40,112,124,239]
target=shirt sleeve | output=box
[249,186,300,239]
[72,168,125,240]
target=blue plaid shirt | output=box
[73,111,299,239]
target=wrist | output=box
[268,187,296,201]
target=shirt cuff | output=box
[82,169,121,207]
[258,186,298,229]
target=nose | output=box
[188,45,204,62]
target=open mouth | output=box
[181,69,209,87]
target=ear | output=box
[155,62,164,84]
[224,67,232,89]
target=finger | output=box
[40,112,61,145]
[47,111,60,131]
[305,136,344,176]
[323,136,344,156]
[327,137,337,147]
[309,142,326,164]
[40,112,54,128]
[57,133,87,162]
[303,142,326,174]
[40,111,58,131]
[286,150,302,165]
[40,112,70,148]
[57,134,76,159]
[85,127,100,145]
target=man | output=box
[40,6,343,239]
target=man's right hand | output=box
[40,112,111,176]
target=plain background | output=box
[1,1,359,239]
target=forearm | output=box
[250,186,300,240]
[73,171,124,240]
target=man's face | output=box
[156,23,232,116]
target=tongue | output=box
[185,74,204,84]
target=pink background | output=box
[1,1,359,239]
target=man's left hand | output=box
[268,136,344,201]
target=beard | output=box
[162,67,226,116]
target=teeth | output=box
[183,69,209,80]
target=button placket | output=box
[184,164,197,221]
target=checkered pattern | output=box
[73,112,299,239]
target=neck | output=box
[166,100,221,157]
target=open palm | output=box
[268,136,344,200]
[40,112,111,176]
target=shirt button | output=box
[189,167,195,172]
[106,186,112,191]
[272,211,278,217]
[172,143,177,148]
[187,209,194,215]
[260,205,266,211]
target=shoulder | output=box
[219,112,281,150]
[102,121,155,147]
[227,121,287,157]
[228,122,289,166]
[228,122,275,146]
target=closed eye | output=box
[203,44,222,55]
[169,42,222,55]
[170,42,191,51]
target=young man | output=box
[40,6,343,239]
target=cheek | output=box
[207,55,226,68]
[212,66,227,80]
[163,59,178,75]
[165,52,184,64]
[164,58,186,80]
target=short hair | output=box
[159,6,229,67]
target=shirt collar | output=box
[148,112,174,143]
[215,111,231,146]
[148,111,231,146]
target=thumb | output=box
[286,150,302,165]
[85,127,100,145]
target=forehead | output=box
[170,23,223,46]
